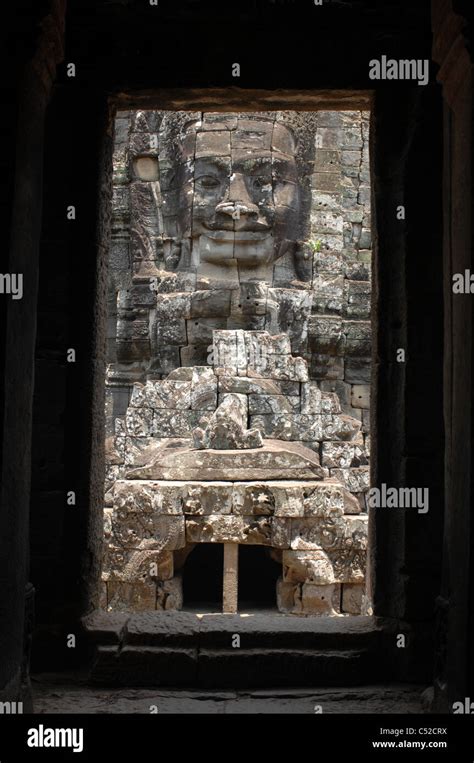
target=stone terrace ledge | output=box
[82,610,410,688]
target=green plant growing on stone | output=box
[309,239,323,254]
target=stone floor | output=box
[32,673,426,714]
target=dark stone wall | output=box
[64,0,433,92]
[0,0,66,704]
[371,85,444,681]
[30,88,113,669]
[432,0,474,709]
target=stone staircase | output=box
[83,611,398,688]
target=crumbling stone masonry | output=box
[102,110,372,615]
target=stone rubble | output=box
[104,330,368,614]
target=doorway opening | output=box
[182,543,223,612]
[101,105,373,617]
[238,546,280,611]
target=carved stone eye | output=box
[252,176,269,189]
[196,175,221,189]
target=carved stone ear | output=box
[294,240,313,283]
[164,240,182,270]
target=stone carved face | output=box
[169,116,301,281]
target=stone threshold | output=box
[31,673,426,714]
[82,611,402,688]
[83,609,384,644]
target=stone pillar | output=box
[0,0,65,704]
[223,543,239,614]
[432,0,474,711]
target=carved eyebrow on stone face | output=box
[230,155,273,174]
[194,157,231,174]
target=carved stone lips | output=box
[202,230,271,243]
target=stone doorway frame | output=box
[30,84,445,686]
[91,87,443,628]
[178,541,283,615]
